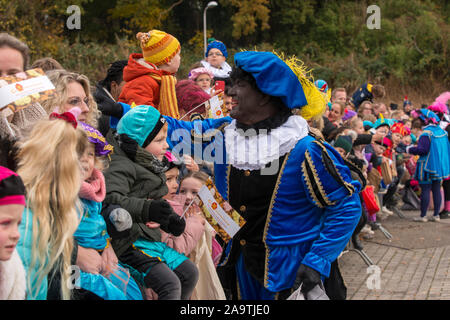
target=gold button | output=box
[240,205,246,212]
[240,239,246,246]
[244,170,251,176]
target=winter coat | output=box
[160,199,205,256]
[17,208,48,300]
[103,131,169,257]
[118,53,168,107]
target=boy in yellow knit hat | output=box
[118,30,181,118]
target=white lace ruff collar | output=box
[224,115,309,171]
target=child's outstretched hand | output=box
[183,155,199,172]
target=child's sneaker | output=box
[413,216,428,222]
[382,206,394,216]
[429,216,440,222]
[361,225,374,235]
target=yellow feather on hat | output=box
[273,52,326,120]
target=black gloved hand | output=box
[146,199,173,227]
[94,88,123,119]
[167,214,186,236]
[146,199,186,236]
[294,264,322,295]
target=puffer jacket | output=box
[103,131,169,257]
[118,53,169,107]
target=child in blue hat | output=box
[102,105,199,300]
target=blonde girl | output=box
[42,70,100,128]
[16,115,88,299]
[178,171,224,264]
[177,171,226,300]
[75,121,143,300]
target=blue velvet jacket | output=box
[165,116,361,292]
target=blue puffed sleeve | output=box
[163,115,231,156]
[299,140,362,276]
[109,102,132,129]
[301,139,361,207]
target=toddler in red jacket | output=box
[118,29,181,118]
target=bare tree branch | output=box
[158,0,184,25]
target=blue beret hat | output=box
[233,51,308,110]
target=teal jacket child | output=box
[75,121,143,300]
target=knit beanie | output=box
[116,105,166,148]
[334,135,353,154]
[205,40,228,58]
[175,79,210,114]
[0,166,26,206]
[136,30,181,66]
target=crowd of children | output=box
[0,28,449,301]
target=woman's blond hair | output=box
[41,69,100,128]
[16,118,88,300]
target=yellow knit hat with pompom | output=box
[136,30,181,66]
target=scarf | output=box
[117,133,170,174]
[79,167,106,202]
[138,59,180,119]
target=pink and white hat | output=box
[188,67,214,81]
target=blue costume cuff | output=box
[109,102,131,129]
[301,252,331,277]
